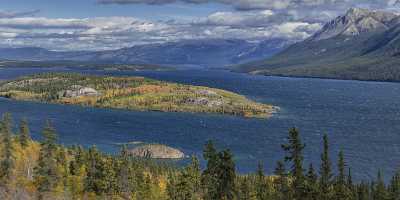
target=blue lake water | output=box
[0,67,400,180]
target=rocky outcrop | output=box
[186,97,223,107]
[58,85,100,98]
[129,144,184,159]
[195,90,218,97]
[311,8,398,41]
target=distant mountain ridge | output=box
[0,38,290,68]
[236,8,400,81]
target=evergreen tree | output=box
[117,145,133,196]
[335,150,351,200]
[320,134,333,200]
[201,141,220,200]
[217,149,236,200]
[18,118,31,148]
[34,120,61,196]
[357,182,371,200]
[238,176,256,200]
[282,127,306,199]
[168,156,201,200]
[374,171,389,200]
[255,162,271,200]
[305,163,319,200]
[389,170,400,200]
[274,160,292,200]
[85,146,117,195]
[0,113,14,184]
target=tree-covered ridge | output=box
[0,73,276,118]
[0,113,399,200]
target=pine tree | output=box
[282,127,306,199]
[320,134,333,200]
[18,118,31,148]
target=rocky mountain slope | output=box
[236,8,400,81]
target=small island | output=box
[0,73,277,118]
[128,144,185,159]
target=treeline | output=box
[0,113,399,199]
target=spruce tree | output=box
[238,176,256,200]
[0,113,14,184]
[34,120,61,196]
[320,134,333,200]
[389,170,400,200]
[274,160,292,200]
[217,149,236,200]
[282,127,306,199]
[255,162,271,200]
[305,163,319,200]
[168,156,201,200]
[85,146,117,195]
[18,118,31,148]
[201,140,219,200]
[335,150,351,200]
[374,170,389,200]
[117,145,132,196]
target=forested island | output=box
[0,73,276,118]
[0,113,398,199]
[0,60,173,71]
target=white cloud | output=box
[0,11,322,51]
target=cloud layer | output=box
[1,0,400,50]
[97,0,400,11]
[0,9,321,51]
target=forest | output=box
[0,112,398,200]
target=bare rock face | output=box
[311,8,398,41]
[58,85,100,98]
[186,97,223,107]
[195,89,218,97]
[129,144,185,159]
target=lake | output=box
[1,67,400,181]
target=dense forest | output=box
[0,112,398,200]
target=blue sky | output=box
[1,0,229,20]
[0,0,398,50]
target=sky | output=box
[0,0,399,51]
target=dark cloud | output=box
[97,0,400,11]
[0,9,40,18]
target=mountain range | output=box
[0,38,289,68]
[236,8,400,81]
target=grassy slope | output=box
[0,73,276,118]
